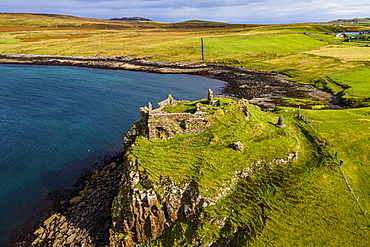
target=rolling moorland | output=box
[1,13,370,246]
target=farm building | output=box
[336,32,359,37]
[359,30,370,35]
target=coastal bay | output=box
[0,54,348,246]
[0,64,225,245]
[0,54,342,110]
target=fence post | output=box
[201,38,205,62]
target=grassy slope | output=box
[329,68,370,106]
[130,102,301,197]
[201,34,326,64]
[299,107,370,214]
[129,101,370,246]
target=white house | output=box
[336,32,359,37]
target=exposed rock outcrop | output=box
[232,141,244,151]
[110,165,204,246]
[15,95,303,247]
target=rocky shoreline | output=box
[0,53,343,109]
[11,152,127,247]
[3,53,344,246]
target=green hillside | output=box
[299,107,370,214]
[121,98,370,246]
[330,69,370,107]
[201,34,326,63]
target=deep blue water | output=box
[0,64,224,244]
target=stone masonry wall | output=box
[148,112,206,121]
[139,94,210,140]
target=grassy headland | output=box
[1,13,370,245]
[124,98,370,246]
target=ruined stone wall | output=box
[149,111,206,120]
[157,94,175,110]
[138,93,252,140]
[138,94,210,140]
[146,111,208,139]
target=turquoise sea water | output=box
[0,64,224,244]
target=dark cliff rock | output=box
[110,122,206,246]
[110,166,204,246]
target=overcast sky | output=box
[1,0,369,24]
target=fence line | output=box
[339,166,370,225]
[298,110,370,225]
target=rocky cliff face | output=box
[21,123,211,247]
[108,154,300,246]
[108,118,300,246]
[17,97,302,247]
[110,161,204,246]
[109,105,215,246]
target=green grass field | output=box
[329,69,370,106]
[201,34,326,64]
[299,107,370,213]
[0,14,368,102]
[205,34,326,54]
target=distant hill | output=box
[179,19,228,24]
[327,18,370,26]
[110,17,152,22]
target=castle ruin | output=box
[139,94,209,140]
[139,89,249,140]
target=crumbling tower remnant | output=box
[140,102,152,122]
[208,89,221,107]
[157,94,175,110]
[208,89,214,103]
[238,99,249,120]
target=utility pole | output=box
[201,38,205,62]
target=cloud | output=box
[1,0,370,23]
